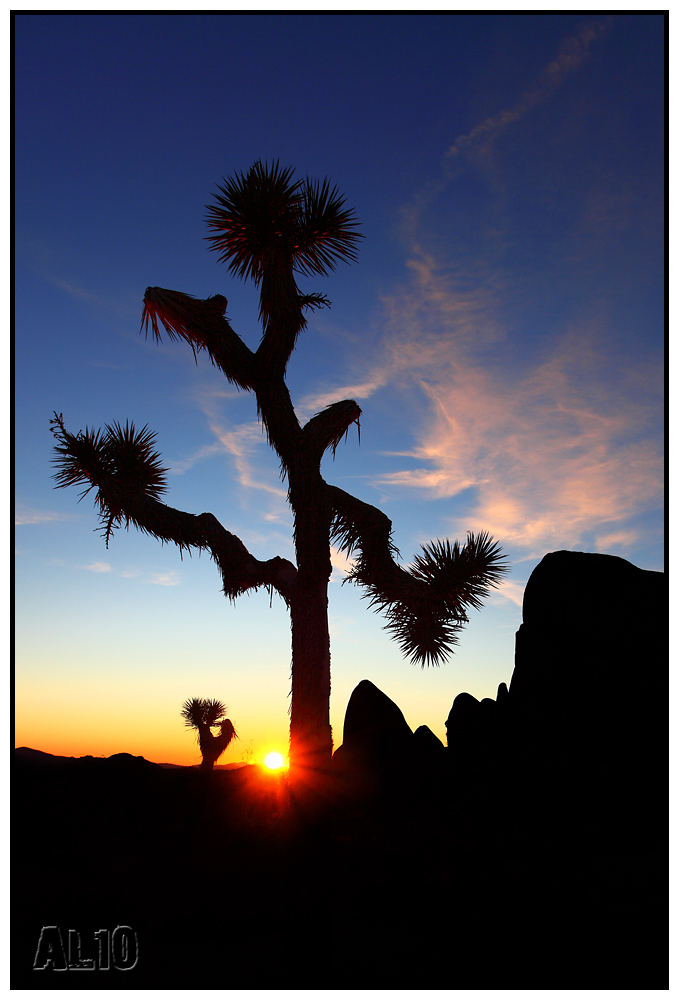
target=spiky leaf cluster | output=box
[409,534,508,615]
[346,530,509,667]
[181,697,227,730]
[50,412,168,546]
[205,160,362,285]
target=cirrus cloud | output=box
[370,283,662,560]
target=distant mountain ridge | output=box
[14,747,247,770]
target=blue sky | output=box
[15,14,664,764]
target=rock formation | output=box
[509,549,665,768]
[412,724,445,756]
[441,548,666,830]
[332,679,414,791]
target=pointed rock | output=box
[413,725,445,763]
[342,679,413,755]
[332,680,413,789]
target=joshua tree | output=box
[51,161,508,782]
[181,697,237,771]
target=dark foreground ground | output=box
[12,744,666,989]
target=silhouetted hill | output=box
[14,747,77,765]
[156,760,248,769]
[15,748,248,770]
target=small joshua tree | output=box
[51,160,508,783]
[181,697,237,771]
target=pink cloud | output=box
[373,344,661,557]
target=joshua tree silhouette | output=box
[181,697,237,772]
[51,161,508,782]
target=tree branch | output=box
[51,414,297,604]
[302,400,361,463]
[97,487,297,604]
[195,510,297,603]
[140,286,306,470]
[327,485,508,665]
[141,287,257,391]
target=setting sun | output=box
[264,752,284,770]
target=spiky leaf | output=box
[329,486,509,667]
[205,160,362,284]
[51,412,168,545]
[181,697,227,729]
[374,532,509,665]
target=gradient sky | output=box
[15,14,664,766]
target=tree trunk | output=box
[289,579,332,773]
[288,470,333,783]
[197,723,215,771]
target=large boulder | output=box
[334,680,413,763]
[509,549,665,764]
[332,680,414,796]
[521,550,664,633]
[444,687,508,783]
[445,692,498,752]
[443,551,665,775]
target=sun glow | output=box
[264,752,284,770]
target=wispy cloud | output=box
[116,566,180,585]
[86,561,111,573]
[189,385,288,504]
[371,317,662,557]
[297,377,389,422]
[261,510,289,524]
[400,18,614,236]
[17,233,141,321]
[210,422,286,498]
[43,271,138,320]
[445,20,613,167]
[44,274,105,305]
[167,441,227,476]
[329,545,356,583]
[116,566,181,585]
[594,530,639,552]
[15,507,72,526]
[490,579,525,609]
[149,572,180,586]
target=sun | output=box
[264,752,284,770]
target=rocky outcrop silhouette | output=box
[331,681,454,808]
[445,691,496,748]
[331,679,416,799]
[412,724,445,759]
[334,677,410,743]
[508,550,665,769]
[444,551,665,768]
[441,548,666,882]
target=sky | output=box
[14,13,664,766]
